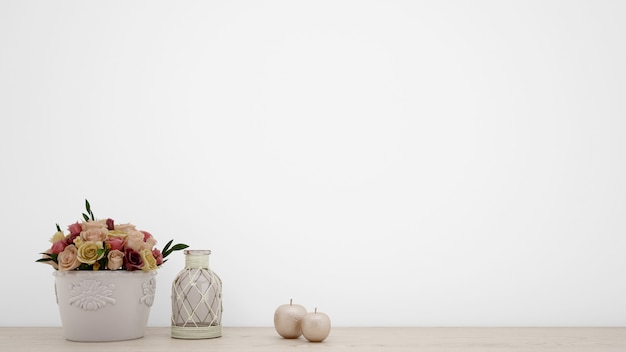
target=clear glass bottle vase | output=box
[171,250,223,339]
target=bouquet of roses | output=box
[37,200,188,271]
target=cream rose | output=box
[125,230,145,251]
[140,249,157,271]
[107,230,128,238]
[80,228,108,242]
[49,231,65,244]
[107,249,124,270]
[73,236,84,248]
[77,241,104,265]
[58,245,80,271]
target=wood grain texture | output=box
[1,327,625,351]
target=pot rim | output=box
[53,270,157,277]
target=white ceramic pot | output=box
[53,270,157,342]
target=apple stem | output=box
[290,298,293,305]
[315,307,317,314]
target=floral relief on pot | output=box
[68,279,116,311]
[140,278,156,307]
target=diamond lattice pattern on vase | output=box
[172,267,222,327]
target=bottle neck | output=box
[185,254,209,269]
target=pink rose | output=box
[152,249,164,266]
[107,236,125,251]
[141,231,153,241]
[124,249,143,271]
[115,223,137,233]
[81,219,107,231]
[125,230,145,251]
[67,222,82,237]
[50,239,68,254]
[107,249,124,270]
[80,228,108,242]
[58,245,80,271]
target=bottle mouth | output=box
[184,250,211,256]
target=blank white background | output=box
[1,0,625,327]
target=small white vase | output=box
[53,270,157,342]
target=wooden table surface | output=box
[1,327,626,351]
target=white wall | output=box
[1,0,625,327]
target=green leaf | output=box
[161,239,173,255]
[82,213,89,221]
[56,223,61,232]
[170,243,189,251]
[163,242,189,258]
[85,199,95,220]
[98,256,108,269]
[37,253,58,263]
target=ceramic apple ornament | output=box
[301,308,331,342]
[274,299,307,339]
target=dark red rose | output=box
[106,218,115,231]
[124,249,144,271]
[65,232,80,246]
